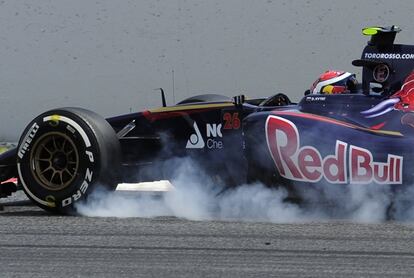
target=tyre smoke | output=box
[75,158,414,222]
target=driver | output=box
[307,70,359,95]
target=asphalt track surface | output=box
[2,196,414,277]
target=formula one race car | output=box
[1,25,414,214]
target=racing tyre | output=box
[16,107,121,214]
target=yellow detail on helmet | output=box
[322,85,334,94]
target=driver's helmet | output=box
[310,70,358,94]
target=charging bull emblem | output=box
[265,116,403,184]
[362,71,414,118]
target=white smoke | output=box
[76,158,414,222]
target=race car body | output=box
[1,25,414,214]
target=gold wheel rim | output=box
[30,132,79,191]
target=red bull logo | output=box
[266,116,403,184]
[361,71,414,118]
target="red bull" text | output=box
[266,116,403,184]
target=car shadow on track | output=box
[0,200,53,216]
